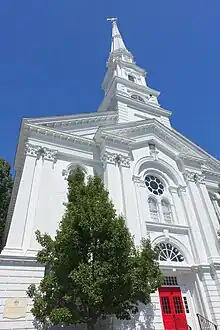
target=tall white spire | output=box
[107,18,133,63]
[107,18,128,53]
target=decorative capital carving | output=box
[183,170,205,184]
[25,143,58,163]
[101,152,131,168]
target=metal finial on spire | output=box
[107,18,128,53]
[106,17,118,23]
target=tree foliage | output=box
[27,168,162,329]
[0,158,13,249]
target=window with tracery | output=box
[149,198,159,222]
[162,200,172,224]
[145,175,164,196]
[155,242,184,262]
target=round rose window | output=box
[145,175,164,196]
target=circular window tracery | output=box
[155,243,184,262]
[145,175,164,195]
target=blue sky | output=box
[0,1,219,166]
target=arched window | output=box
[162,200,172,224]
[149,198,159,222]
[209,192,220,224]
[155,243,184,262]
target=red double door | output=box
[159,287,188,330]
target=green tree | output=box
[0,158,13,250]
[27,168,162,330]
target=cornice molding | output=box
[177,153,205,166]
[116,92,170,117]
[27,112,118,128]
[203,170,220,180]
[101,151,131,168]
[26,123,95,149]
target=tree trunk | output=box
[87,322,95,330]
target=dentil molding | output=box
[101,151,131,168]
[25,143,58,163]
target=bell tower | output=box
[98,18,171,127]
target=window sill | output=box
[146,221,189,234]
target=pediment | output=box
[96,119,220,172]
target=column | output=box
[169,186,186,225]
[199,266,220,326]
[24,147,58,255]
[211,195,220,225]
[2,144,57,256]
[132,175,150,234]
[178,184,205,264]
[199,184,220,235]
[101,152,124,216]
[185,171,219,259]
[120,167,145,246]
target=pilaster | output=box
[178,183,205,264]
[184,171,219,261]
[101,151,128,216]
[132,175,149,236]
[169,186,185,225]
[2,143,58,257]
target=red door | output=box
[159,287,188,330]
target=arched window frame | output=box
[161,199,173,224]
[148,197,160,222]
[144,171,175,224]
[62,163,89,183]
[155,242,185,263]
[209,192,220,225]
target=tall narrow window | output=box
[162,200,172,224]
[209,193,220,224]
[149,198,159,222]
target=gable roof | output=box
[95,118,220,173]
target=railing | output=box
[197,313,217,330]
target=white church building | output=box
[1,19,220,330]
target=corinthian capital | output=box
[183,170,205,184]
[25,143,58,163]
[101,152,131,168]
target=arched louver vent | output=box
[131,94,145,103]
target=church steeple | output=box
[107,18,134,65]
[110,18,127,53]
[99,19,171,126]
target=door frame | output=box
[159,286,188,330]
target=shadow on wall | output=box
[113,303,155,330]
[35,303,155,330]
